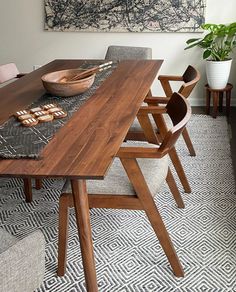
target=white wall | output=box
[0,0,236,105]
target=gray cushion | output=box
[0,229,18,253]
[65,142,168,197]
[0,229,45,292]
[105,45,152,60]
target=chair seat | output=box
[0,229,45,292]
[0,229,17,253]
[65,142,168,196]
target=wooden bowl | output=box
[41,69,95,97]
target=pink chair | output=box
[0,63,42,202]
[0,63,20,84]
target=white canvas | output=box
[44,0,206,32]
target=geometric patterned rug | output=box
[0,114,235,291]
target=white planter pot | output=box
[206,59,232,89]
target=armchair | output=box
[56,92,191,278]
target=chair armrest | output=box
[158,75,183,81]
[144,97,170,104]
[138,105,167,115]
[0,230,45,292]
[117,147,164,158]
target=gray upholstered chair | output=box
[57,92,191,277]
[105,45,152,60]
[0,228,45,292]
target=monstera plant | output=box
[185,22,236,89]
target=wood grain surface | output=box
[0,59,163,179]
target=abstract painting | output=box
[44,0,206,32]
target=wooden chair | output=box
[127,66,200,194]
[57,92,191,278]
[105,48,193,193]
[105,45,152,60]
[129,65,200,156]
[0,63,42,202]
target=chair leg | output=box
[35,179,43,190]
[169,148,191,193]
[121,157,184,277]
[182,127,196,157]
[166,168,184,208]
[23,178,33,203]
[57,193,71,276]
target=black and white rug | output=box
[0,115,235,291]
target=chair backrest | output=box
[0,63,19,84]
[159,92,191,154]
[179,65,201,98]
[105,45,152,60]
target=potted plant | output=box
[185,22,236,89]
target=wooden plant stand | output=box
[205,83,233,118]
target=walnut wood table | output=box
[0,59,163,291]
[205,83,233,118]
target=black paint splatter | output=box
[44,0,206,32]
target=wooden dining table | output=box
[0,59,163,291]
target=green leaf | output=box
[184,22,236,59]
[203,50,211,59]
[186,38,200,44]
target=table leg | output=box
[212,92,219,118]
[206,88,211,115]
[23,178,32,203]
[70,179,98,292]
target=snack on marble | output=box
[42,104,57,110]
[18,114,35,121]
[21,118,38,127]
[30,107,43,113]
[48,107,63,113]
[14,110,29,117]
[14,104,67,127]
[34,111,48,117]
[52,110,67,119]
[37,114,54,122]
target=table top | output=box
[0,59,163,179]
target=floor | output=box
[193,106,236,180]
[2,113,235,291]
[1,106,235,291]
